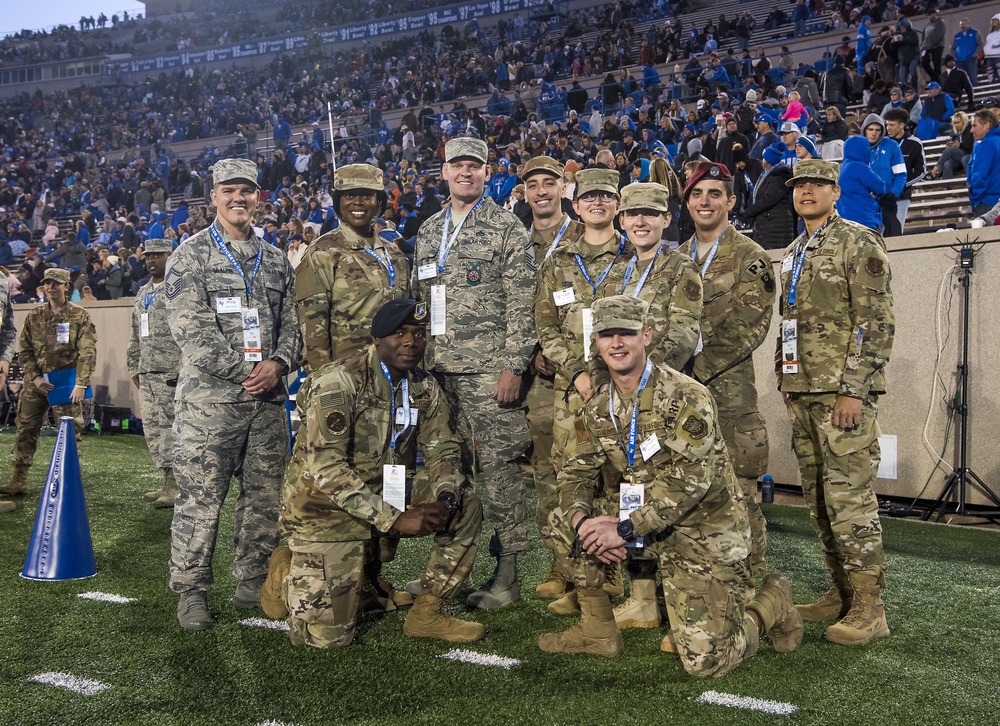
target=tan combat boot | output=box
[824,572,890,646]
[603,562,624,598]
[538,588,623,657]
[0,466,29,496]
[261,545,292,620]
[746,573,804,653]
[403,594,485,642]
[535,553,572,599]
[0,500,14,513]
[375,572,414,608]
[547,589,579,615]
[659,630,677,653]
[153,469,179,509]
[796,555,853,622]
[613,575,661,629]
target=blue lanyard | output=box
[690,229,724,279]
[574,236,626,294]
[787,224,825,307]
[620,243,664,297]
[539,215,572,263]
[438,198,486,272]
[210,224,262,298]
[608,358,654,468]
[378,359,410,451]
[143,287,160,310]
[362,246,396,287]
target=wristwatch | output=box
[509,368,523,376]
[617,518,637,543]
[438,492,459,517]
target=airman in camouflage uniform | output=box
[163,158,301,631]
[538,296,802,676]
[267,299,484,647]
[411,138,535,609]
[127,239,181,509]
[605,182,703,635]
[521,155,585,599]
[677,162,775,576]
[778,160,894,646]
[1,268,95,498]
[534,168,630,610]
[295,163,411,374]
[0,275,18,513]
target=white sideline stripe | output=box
[29,672,111,696]
[77,591,135,604]
[256,721,301,726]
[238,617,290,631]
[696,690,797,715]
[438,649,520,669]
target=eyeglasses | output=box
[579,191,618,203]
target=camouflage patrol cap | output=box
[371,298,429,338]
[785,159,840,187]
[43,267,71,285]
[334,163,383,192]
[591,295,650,333]
[212,158,260,187]
[521,155,564,181]
[445,137,488,164]
[144,238,174,254]
[574,168,621,200]
[619,182,671,213]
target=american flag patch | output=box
[319,391,345,409]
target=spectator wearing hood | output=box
[891,19,920,89]
[836,135,889,230]
[862,113,907,237]
[745,143,796,250]
[44,232,88,270]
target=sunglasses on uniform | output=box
[579,191,618,202]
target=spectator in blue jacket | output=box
[917,82,956,139]
[862,113,907,237]
[837,136,889,229]
[147,212,165,240]
[487,159,518,205]
[967,110,1000,217]
[952,18,985,87]
[856,16,873,74]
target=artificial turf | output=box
[1,431,999,725]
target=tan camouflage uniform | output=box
[12,296,96,472]
[411,194,535,556]
[295,164,411,374]
[127,244,181,475]
[527,214,584,549]
[279,347,481,647]
[553,359,761,677]
[677,224,775,572]
[164,214,301,594]
[776,210,893,584]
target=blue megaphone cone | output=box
[21,417,96,581]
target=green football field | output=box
[1,431,999,725]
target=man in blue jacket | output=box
[967,110,1000,217]
[952,17,984,87]
[861,114,907,237]
[836,136,888,229]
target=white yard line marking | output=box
[256,721,301,726]
[77,592,136,604]
[696,690,798,715]
[29,672,111,696]
[438,649,521,669]
[238,617,290,631]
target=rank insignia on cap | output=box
[709,166,720,178]
[414,302,427,321]
[866,257,884,277]
[682,415,708,439]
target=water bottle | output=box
[761,475,774,504]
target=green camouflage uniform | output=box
[534,230,628,471]
[411,195,535,555]
[295,221,411,375]
[127,274,181,472]
[776,211,893,583]
[163,216,301,594]
[13,300,96,468]
[526,214,584,549]
[677,224,774,572]
[553,359,760,678]
[279,347,481,647]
